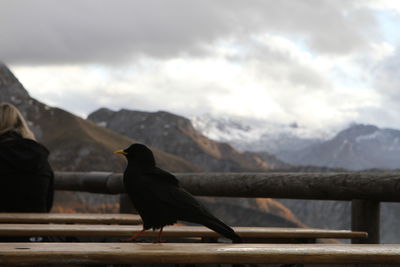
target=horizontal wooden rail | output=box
[0,243,399,265]
[0,213,142,225]
[55,171,400,201]
[54,171,397,244]
[0,224,367,240]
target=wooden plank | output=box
[0,224,367,239]
[0,243,399,265]
[0,213,142,225]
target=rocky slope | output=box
[88,108,289,172]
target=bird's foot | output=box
[120,228,147,242]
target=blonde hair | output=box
[0,102,36,140]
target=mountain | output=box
[1,63,307,229]
[0,63,199,173]
[6,64,400,242]
[88,108,288,171]
[191,114,326,157]
[283,123,400,170]
[192,114,400,171]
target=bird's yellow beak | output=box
[114,150,127,155]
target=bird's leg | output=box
[155,226,164,243]
[121,228,147,242]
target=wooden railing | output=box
[55,171,400,244]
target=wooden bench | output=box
[0,224,367,241]
[0,213,142,225]
[0,242,398,265]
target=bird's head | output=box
[114,143,156,167]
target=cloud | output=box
[1,0,382,65]
[10,34,383,132]
[368,47,400,127]
[11,62,231,117]
[5,0,400,134]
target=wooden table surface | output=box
[0,242,398,265]
[0,224,367,239]
[0,213,142,225]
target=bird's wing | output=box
[143,167,180,186]
[140,169,241,242]
[144,172,242,242]
[142,171,211,219]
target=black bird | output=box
[115,143,242,243]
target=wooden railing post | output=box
[351,199,380,244]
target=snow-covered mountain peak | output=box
[191,114,331,154]
[193,114,330,139]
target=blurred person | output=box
[0,102,54,213]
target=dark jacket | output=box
[0,131,54,212]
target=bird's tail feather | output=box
[203,217,242,243]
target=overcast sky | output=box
[2,0,400,134]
